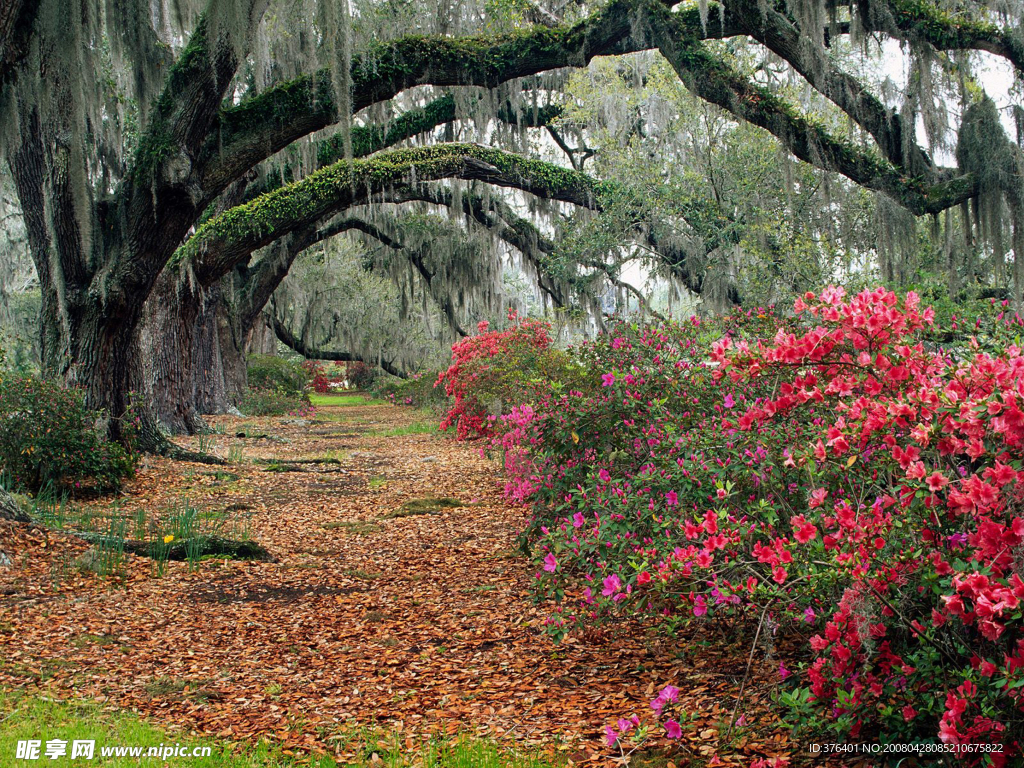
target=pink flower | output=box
[925,471,949,492]
[572,511,585,528]
[602,373,616,387]
[779,662,791,680]
[637,571,652,585]
[664,720,683,739]
[598,468,611,482]
[693,595,707,616]
[604,725,618,746]
[723,394,735,409]
[543,553,558,573]
[665,490,678,506]
[602,574,622,596]
[803,607,816,623]
[659,684,679,702]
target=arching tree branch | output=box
[271,314,409,379]
[182,143,602,286]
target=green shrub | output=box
[246,354,309,396]
[238,387,310,417]
[0,374,137,493]
[371,372,449,411]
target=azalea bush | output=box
[456,289,1024,761]
[436,314,579,439]
[347,361,377,390]
[303,360,331,393]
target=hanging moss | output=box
[956,96,1024,290]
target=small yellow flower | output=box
[163,535,174,544]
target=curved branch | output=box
[866,0,1024,76]
[385,186,569,306]
[333,217,471,337]
[728,0,934,175]
[271,314,409,379]
[99,0,271,315]
[182,143,602,285]
[643,0,975,214]
[199,0,737,189]
[238,94,565,205]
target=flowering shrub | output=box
[457,289,1024,759]
[347,361,377,390]
[303,361,331,393]
[0,374,137,492]
[436,315,570,439]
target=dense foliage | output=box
[247,355,310,397]
[238,387,312,418]
[443,291,1024,759]
[240,355,313,416]
[347,362,377,391]
[372,372,448,410]
[0,374,137,493]
[435,316,580,440]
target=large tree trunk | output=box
[144,271,208,435]
[193,281,230,415]
[217,286,250,406]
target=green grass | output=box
[308,393,386,407]
[0,688,560,767]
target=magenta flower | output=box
[693,595,707,616]
[724,393,735,408]
[664,720,683,738]
[573,511,585,528]
[602,574,622,596]
[598,468,611,482]
[601,372,616,387]
[604,725,618,746]
[543,553,558,573]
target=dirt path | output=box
[0,398,806,766]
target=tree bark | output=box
[144,271,210,435]
[217,291,250,406]
[193,281,230,416]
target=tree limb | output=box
[271,315,410,379]
[183,143,602,286]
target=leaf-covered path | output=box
[1,398,827,766]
